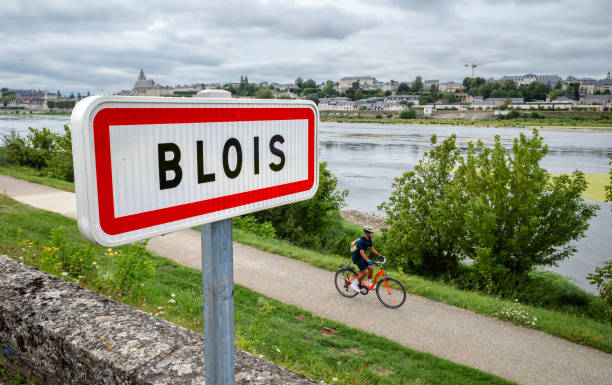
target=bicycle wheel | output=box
[376,277,406,308]
[334,268,359,298]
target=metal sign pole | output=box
[201,218,234,384]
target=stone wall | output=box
[0,256,325,384]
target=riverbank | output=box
[320,110,612,130]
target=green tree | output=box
[564,82,580,100]
[550,89,562,101]
[295,77,304,89]
[352,80,360,90]
[321,80,337,97]
[397,82,410,94]
[418,93,437,104]
[379,135,466,273]
[412,76,423,92]
[302,79,317,89]
[456,130,598,280]
[255,88,274,99]
[442,92,457,103]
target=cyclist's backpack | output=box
[350,238,360,253]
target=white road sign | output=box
[70,96,319,246]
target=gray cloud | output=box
[0,0,610,93]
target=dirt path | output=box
[2,174,612,385]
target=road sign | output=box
[71,96,319,246]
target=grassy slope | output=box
[0,197,514,385]
[233,230,612,353]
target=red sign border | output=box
[93,107,316,235]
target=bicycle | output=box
[334,256,406,308]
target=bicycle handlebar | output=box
[373,255,386,266]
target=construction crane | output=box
[464,62,495,78]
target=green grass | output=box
[0,197,514,385]
[234,228,612,353]
[581,174,608,202]
[321,111,612,129]
[0,165,74,192]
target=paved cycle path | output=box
[2,174,611,385]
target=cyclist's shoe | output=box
[364,280,372,287]
[350,280,360,292]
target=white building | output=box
[338,76,376,93]
[318,97,354,111]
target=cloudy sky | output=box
[1,0,611,94]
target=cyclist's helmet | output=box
[363,225,374,234]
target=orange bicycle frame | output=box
[347,267,391,293]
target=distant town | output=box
[2,69,612,115]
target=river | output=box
[1,115,611,293]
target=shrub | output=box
[46,125,73,181]
[588,260,612,307]
[379,135,466,274]
[233,215,276,238]
[456,130,598,280]
[1,129,29,166]
[1,126,73,181]
[107,243,155,300]
[399,108,417,119]
[529,111,542,119]
[507,110,521,119]
[252,162,348,253]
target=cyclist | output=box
[350,225,383,292]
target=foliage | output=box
[397,82,410,94]
[398,108,417,119]
[412,76,423,92]
[254,88,274,99]
[252,162,348,253]
[379,135,466,273]
[47,100,76,109]
[462,77,551,101]
[587,261,612,311]
[1,126,74,181]
[6,223,154,302]
[46,125,74,181]
[108,242,156,300]
[418,93,437,104]
[456,130,598,280]
[233,215,276,238]
[380,130,597,285]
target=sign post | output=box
[201,218,234,383]
[197,89,234,384]
[70,94,318,384]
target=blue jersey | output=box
[351,236,372,262]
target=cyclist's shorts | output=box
[352,255,368,272]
